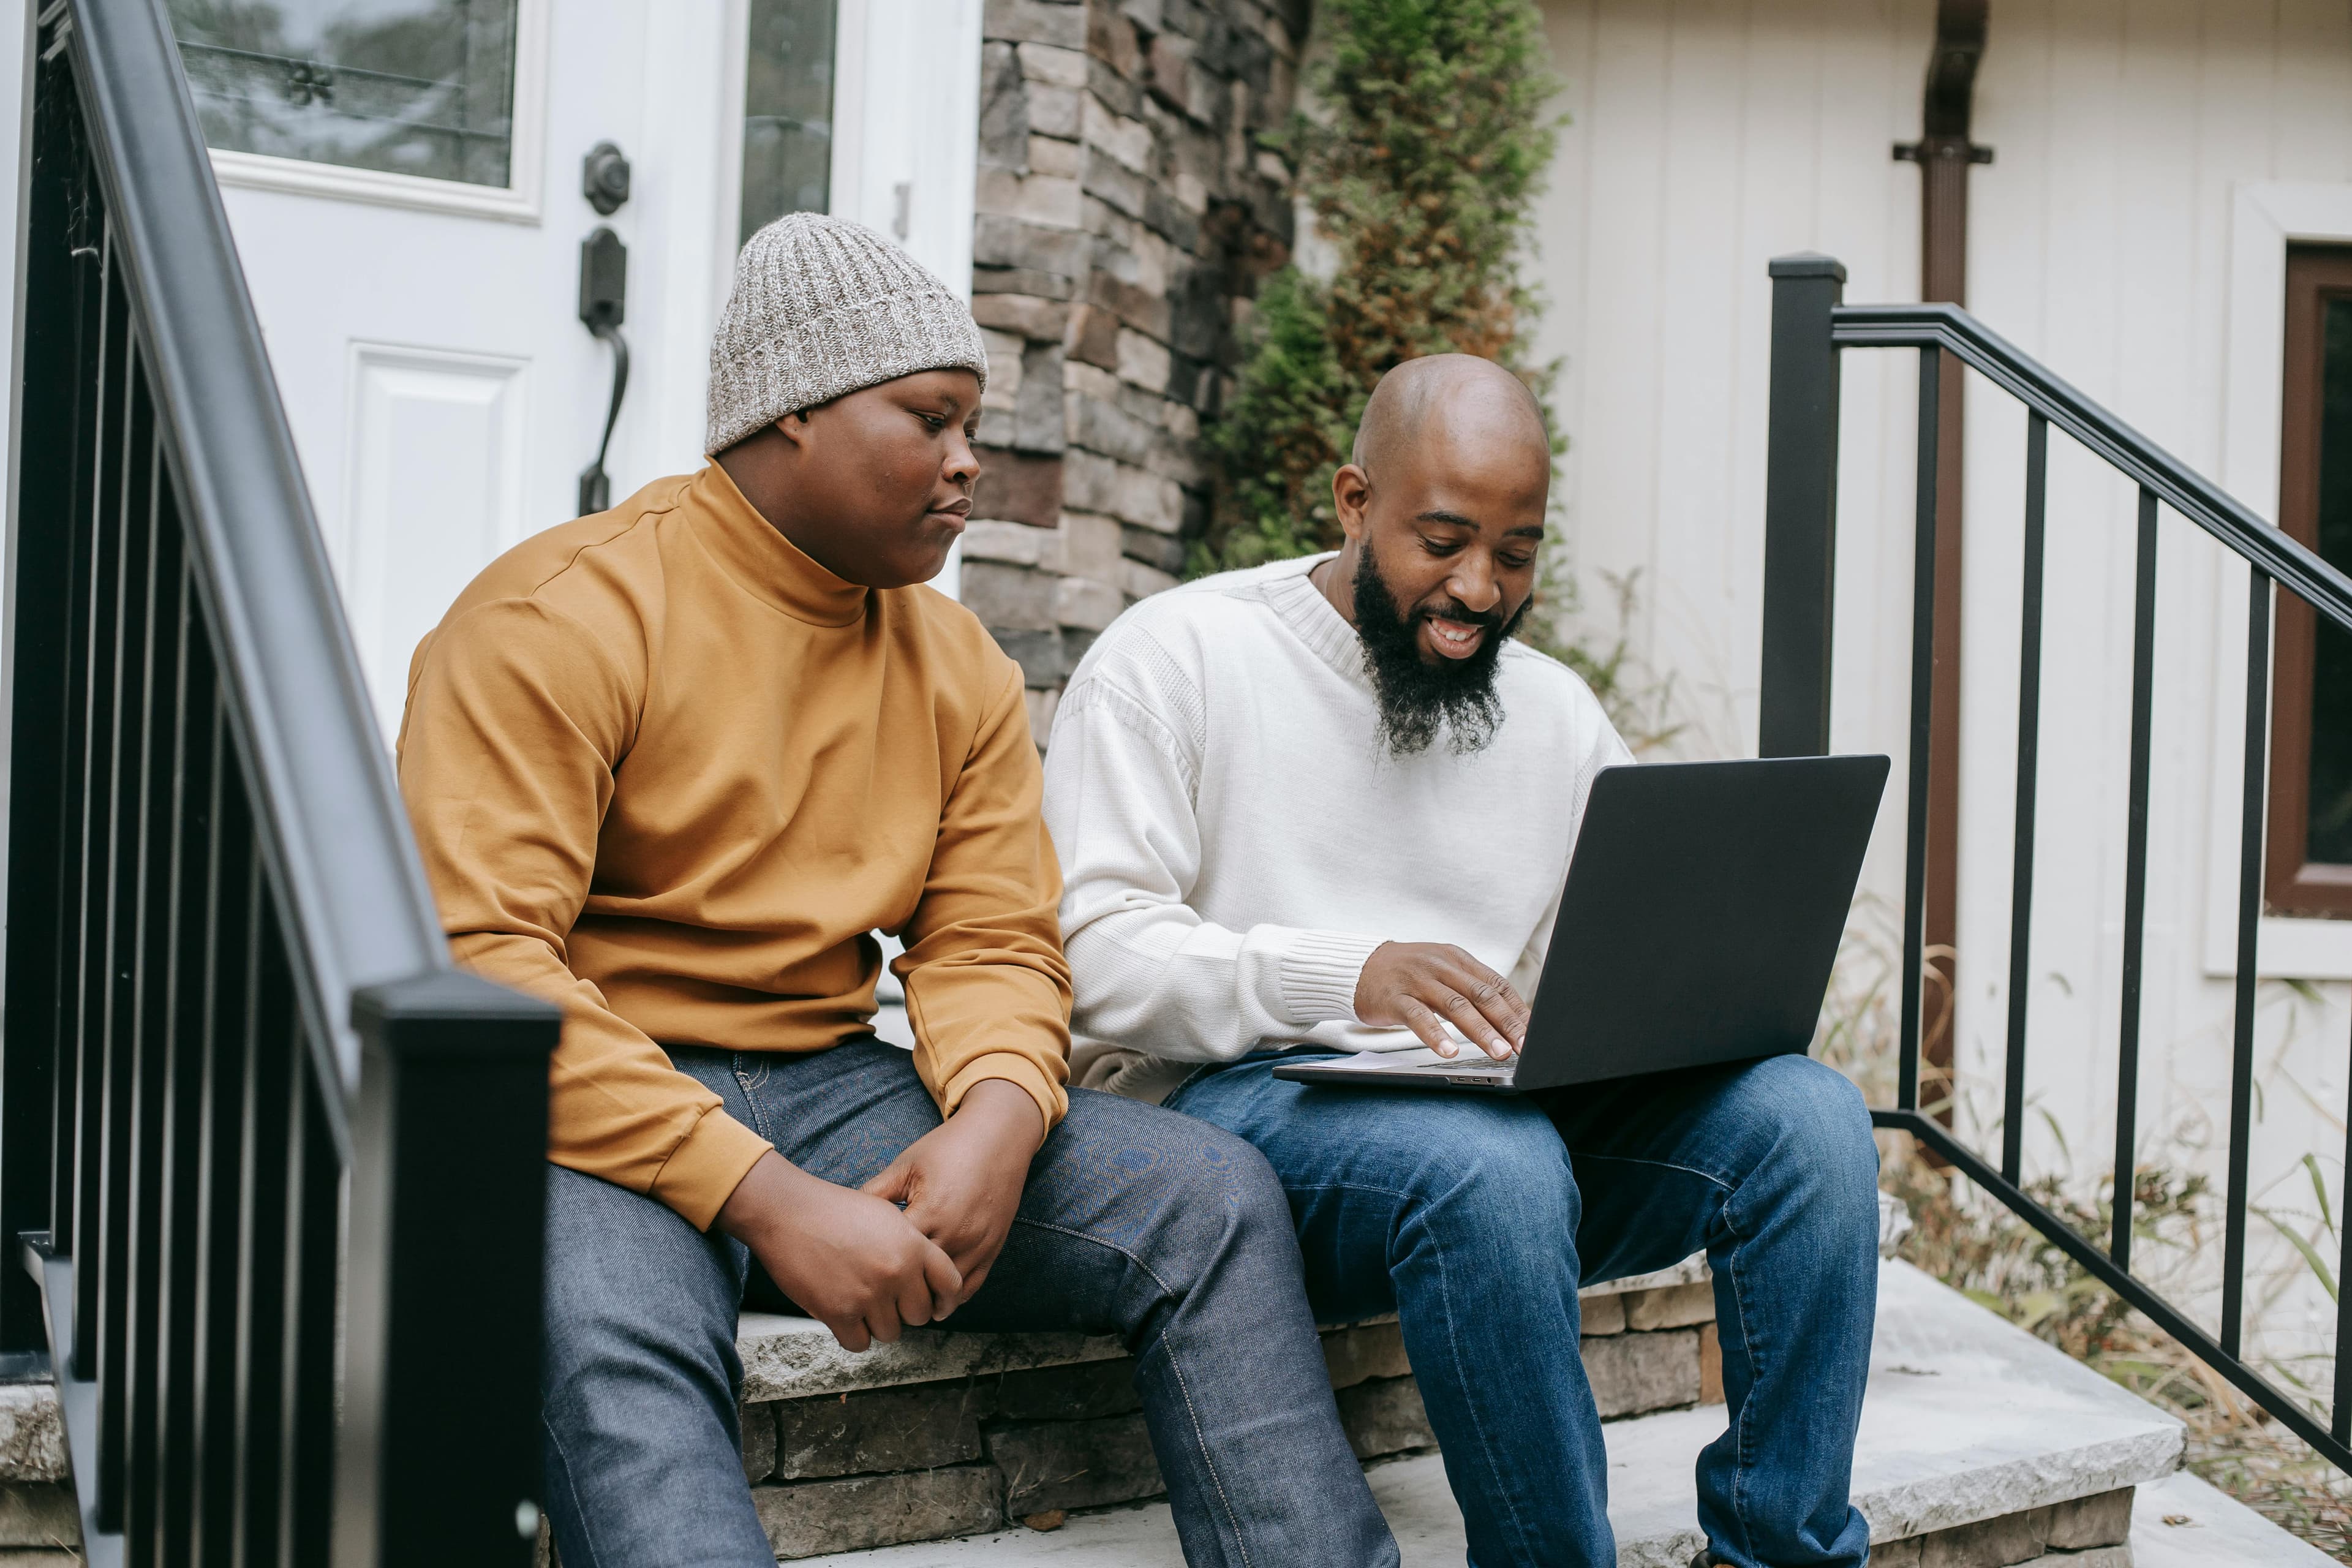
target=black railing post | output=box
[2111,489,2161,1273]
[2223,568,2272,1357]
[2337,992,2352,1444]
[1760,253,1848,758]
[2000,412,2049,1187]
[0,0,78,1368]
[336,972,559,1568]
[1898,349,1942,1118]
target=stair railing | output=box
[4,2,560,1562]
[1762,254,2352,1472]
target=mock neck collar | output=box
[690,462,872,628]
[1263,554,1374,690]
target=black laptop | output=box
[1271,755,1890,1093]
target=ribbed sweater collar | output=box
[1261,553,1373,690]
[689,462,872,628]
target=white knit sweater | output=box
[1041,554,1631,1089]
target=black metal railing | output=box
[1761,254,2352,1472]
[5,2,561,1562]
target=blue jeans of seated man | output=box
[540,1038,1398,1568]
[1167,1050,1880,1568]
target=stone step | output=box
[734,1254,1709,1404]
[783,1455,2332,1568]
[790,1261,2190,1568]
[2130,1468,2339,1567]
[733,1257,1721,1557]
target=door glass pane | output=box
[167,0,518,188]
[2308,295,2352,865]
[741,0,837,242]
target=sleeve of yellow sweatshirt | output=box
[894,660,1074,1134]
[396,597,774,1231]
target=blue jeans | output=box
[1168,1051,1880,1568]
[540,1039,1398,1568]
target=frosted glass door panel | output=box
[167,0,519,186]
[739,0,836,238]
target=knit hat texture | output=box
[706,212,988,456]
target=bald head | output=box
[1314,353,1552,757]
[1351,354,1550,475]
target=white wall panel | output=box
[1532,0,2352,1365]
[1532,0,1930,914]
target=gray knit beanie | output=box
[706,213,989,456]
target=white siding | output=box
[1532,0,2352,1365]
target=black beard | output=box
[1351,541,1527,760]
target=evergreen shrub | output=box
[1200,0,1678,744]
[1200,0,1559,572]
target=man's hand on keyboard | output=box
[1353,943,1528,1061]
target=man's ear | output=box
[772,409,815,451]
[1332,462,1372,541]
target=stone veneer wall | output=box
[742,1280,1722,1560]
[963,0,1308,744]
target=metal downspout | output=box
[1893,0,1992,1126]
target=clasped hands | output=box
[714,1078,1044,1353]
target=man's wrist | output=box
[715,1148,809,1243]
[954,1077,1049,1155]
[1351,939,1396,1017]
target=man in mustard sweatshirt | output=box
[397,213,1395,1568]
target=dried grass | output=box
[1809,906,2352,1559]
[1884,1140,2352,1562]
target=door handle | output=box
[583,140,631,216]
[576,224,629,516]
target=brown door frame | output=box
[2266,244,2352,918]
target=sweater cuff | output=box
[1276,930,1389,1023]
[942,1052,1069,1137]
[649,1106,777,1233]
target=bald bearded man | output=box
[1042,356,1880,1568]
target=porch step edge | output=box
[738,1256,1710,1404]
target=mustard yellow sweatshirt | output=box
[397,464,1071,1230]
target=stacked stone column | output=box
[963,0,1306,746]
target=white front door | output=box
[164,0,978,740]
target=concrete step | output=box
[792,1262,2190,1568]
[2130,1469,2339,1567]
[786,1456,2332,1568]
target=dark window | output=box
[166,0,518,189]
[739,0,837,242]
[2266,245,2352,916]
